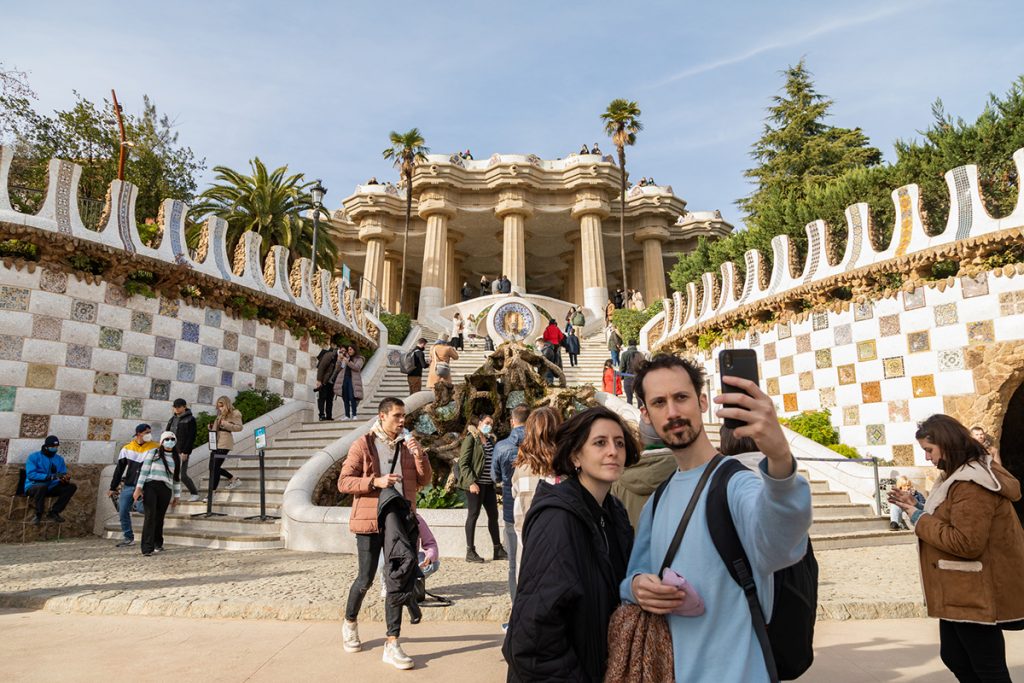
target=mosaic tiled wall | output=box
[699,270,1024,466]
[0,264,320,466]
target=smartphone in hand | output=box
[719,349,759,430]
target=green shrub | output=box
[417,485,464,509]
[983,243,1024,270]
[697,328,723,351]
[828,443,862,459]
[0,238,39,260]
[611,301,667,345]
[928,259,960,280]
[379,311,413,345]
[124,270,157,298]
[67,253,107,275]
[781,409,839,446]
[194,389,284,437]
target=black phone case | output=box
[719,349,759,430]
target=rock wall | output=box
[0,463,101,542]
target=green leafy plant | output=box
[67,253,107,275]
[928,259,960,280]
[0,238,39,260]
[124,270,157,298]
[228,294,259,319]
[983,243,1024,269]
[697,328,723,351]
[611,301,664,344]
[379,311,412,345]
[781,409,839,446]
[180,284,202,299]
[828,443,862,459]
[416,485,464,509]
[194,389,284,436]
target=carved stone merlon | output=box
[571,190,611,220]
[417,190,458,220]
[356,222,396,245]
[634,225,671,243]
[495,190,534,219]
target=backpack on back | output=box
[399,349,418,374]
[652,456,817,682]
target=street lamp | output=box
[309,179,327,275]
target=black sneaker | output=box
[889,521,900,531]
[493,544,508,561]
[47,512,65,523]
[32,514,42,525]
[142,551,153,557]
[116,538,135,547]
[154,547,165,553]
[466,548,484,563]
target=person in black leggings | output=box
[458,415,507,563]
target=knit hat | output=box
[159,431,177,443]
[43,435,60,448]
[172,398,187,408]
[135,423,151,435]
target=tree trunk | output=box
[618,146,628,294]
[398,167,411,314]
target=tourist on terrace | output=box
[108,424,158,546]
[565,328,581,367]
[461,281,474,301]
[315,342,338,421]
[427,336,459,389]
[591,143,601,155]
[167,398,201,502]
[339,397,432,670]
[499,275,513,294]
[619,339,643,405]
[510,406,563,578]
[579,144,589,155]
[605,299,616,326]
[607,324,623,367]
[971,425,1001,464]
[451,312,465,351]
[602,358,622,396]
[406,338,428,394]
[480,275,490,297]
[503,406,636,681]
[134,431,181,556]
[463,149,473,160]
[621,354,812,681]
[332,345,365,420]
[367,177,379,185]
[613,288,624,309]
[210,396,244,493]
[889,476,923,531]
[889,414,1024,682]
[23,435,77,525]
[632,289,645,310]
[458,415,507,563]
[492,404,530,602]
[491,276,502,295]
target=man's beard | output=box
[659,418,703,450]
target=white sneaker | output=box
[187,494,202,502]
[342,620,362,653]
[382,639,413,670]
[227,478,243,490]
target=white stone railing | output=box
[641,148,1024,351]
[0,146,375,347]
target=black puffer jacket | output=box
[502,476,633,682]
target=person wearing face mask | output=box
[458,415,507,563]
[108,424,159,547]
[23,435,77,524]
[134,432,182,556]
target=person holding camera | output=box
[23,435,77,524]
[332,344,366,420]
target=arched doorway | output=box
[998,382,1024,524]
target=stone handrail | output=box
[641,148,1024,351]
[0,146,376,348]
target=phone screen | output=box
[719,349,759,430]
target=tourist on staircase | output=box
[565,329,581,368]
[405,338,428,394]
[167,398,201,502]
[134,432,180,556]
[210,396,244,493]
[427,336,458,389]
[332,345,365,420]
[315,342,338,421]
[23,435,77,525]
[338,397,432,671]
[108,424,158,547]
[619,340,644,406]
[458,415,507,563]
[889,414,1024,682]
[492,404,530,603]
[461,281,474,301]
[451,312,465,351]
[480,275,490,297]
[511,406,563,577]
[631,289,645,310]
[605,299,616,325]
[572,307,586,331]
[608,324,623,367]
[503,406,636,681]
[602,359,622,396]
[542,319,565,371]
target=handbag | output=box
[605,455,723,683]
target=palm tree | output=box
[601,99,642,294]
[190,157,336,271]
[382,128,429,313]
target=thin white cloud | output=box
[644,1,930,89]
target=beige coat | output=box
[212,409,243,450]
[915,459,1024,624]
[427,344,459,388]
[331,353,365,400]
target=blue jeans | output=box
[610,348,620,367]
[889,504,908,527]
[118,487,143,540]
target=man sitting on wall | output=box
[24,435,77,524]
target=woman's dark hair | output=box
[719,426,758,456]
[552,406,640,477]
[634,354,705,405]
[915,414,988,474]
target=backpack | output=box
[399,349,418,374]
[652,457,817,682]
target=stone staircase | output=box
[101,363,419,550]
[562,332,612,388]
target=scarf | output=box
[371,419,403,452]
[923,455,1001,515]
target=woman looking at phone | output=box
[889,414,1024,682]
[503,406,637,681]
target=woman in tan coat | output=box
[332,345,365,420]
[427,337,459,388]
[890,414,1024,681]
[210,395,243,492]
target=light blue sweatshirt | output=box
[619,455,812,682]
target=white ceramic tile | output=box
[198,326,223,347]
[147,357,177,381]
[91,348,127,373]
[84,394,120,417]
[237,336,258,356]
[14,388,60,414]
[931,326,968,350]
[935,370,975,395]
[53,367,91,393]
[116,375,150,399]
[79,439,116,464]
[994,315,1024,342]
[881,377,912,401]
[121,330,153,356]
[96,303,131,329]
[175,342,201,364]
[151,315,179,338]
[28,290,71,318]
[857,360,884,383]
[21,339,67,365]
[195,365,220,386]
[4,311,34,335]
[49,415,88,440]
[5,437,37,462]
[60,320,100,347]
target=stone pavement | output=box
[0,538,927,621]
[2,610,1022,681]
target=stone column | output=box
[417,191,457,322]
[381,251,402,312]
[443,231,464,306]
[358,220,394,304]
[495,191,532,294]
[572,191,610,320]
[629,256,646,302]
[560,250,575,302]
[635,225,670,302]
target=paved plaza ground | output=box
[2,610,1023,681]
[0,538,926,621]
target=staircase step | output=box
[810,529,916,550]
[811,503,876,519]
[103,522,282,550]
[809,516,892,535]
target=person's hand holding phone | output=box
[888,489,918,513]
[714,375,794,479]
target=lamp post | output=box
[309,179,327,275]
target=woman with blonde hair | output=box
[889,476,924,531]
[511,407,564,562]
[210,395,244,494]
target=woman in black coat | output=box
[503,406,638,682]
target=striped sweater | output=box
[134,449,181,498]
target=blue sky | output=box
[5,0,1024,229]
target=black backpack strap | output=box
[657,454,723,576]
[706,457,779,683]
